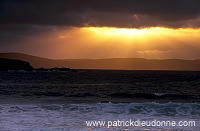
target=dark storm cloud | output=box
[0,0,200,28]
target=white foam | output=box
[0,103,199,131]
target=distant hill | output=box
[0,58,33,71]
[1,52,200,70]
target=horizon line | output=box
[1,52,200,61]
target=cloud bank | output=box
[1,0,200,28]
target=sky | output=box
[0,0,200,59]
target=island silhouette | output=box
[1,52,200,71]
[0,58,33,71]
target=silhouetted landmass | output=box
[35,67,75,72]
[1,52,200,70]
[0,58,33,71]
[49,67,75,72]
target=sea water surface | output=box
[0,102,200,131]
[0,70,200,131]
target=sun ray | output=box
[55,27,200,59]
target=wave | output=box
[109,92,200,100]
[1,102,200,117]
[0,102,199,131]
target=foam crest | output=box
[0,103,199,131]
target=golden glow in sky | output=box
[67,27,199,48]
[83,27,153,36]
[80,27,200,38]
[19,27,200,59]
[58,27,200,59]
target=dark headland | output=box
[1,52,200,70]
[0,58,33,71]
[0,56,74,72]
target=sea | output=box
[0,70,200,131]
